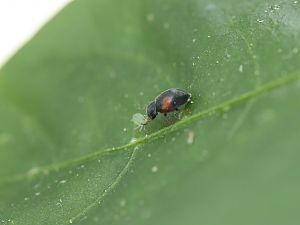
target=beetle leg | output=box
[174,110,182,119]
[181,108,192,117]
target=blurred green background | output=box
[0,0,300,224]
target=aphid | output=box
[132,88,192,130]
[131,113,148,130]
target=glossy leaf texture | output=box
[0,0,300,224]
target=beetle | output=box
[146,88,192,121]
[132,88,192,130]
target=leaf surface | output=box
[0,0,300,224]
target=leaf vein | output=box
[66,147,138,224]
[1,71,300,186]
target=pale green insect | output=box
[131,113,148,131]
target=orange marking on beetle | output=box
[160,96,173,113]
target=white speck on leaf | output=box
[130,138,138,143]
[187,131,195,145]
[151,165,158,173]
[292,48,299,54]
[146,13,155,22]
[120,199,126,207]
[27,167,40,176]
[205,3,216,10]
[163,23,170,29]
[239,64,243,72]
[56,199,63,207]
[257,19,264,23]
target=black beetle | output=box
[146,88,192,122]
[131,88,192,130]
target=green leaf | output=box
[1,0,300,224]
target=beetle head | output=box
[146,101,158,121]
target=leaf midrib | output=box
[1,70,300,186]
